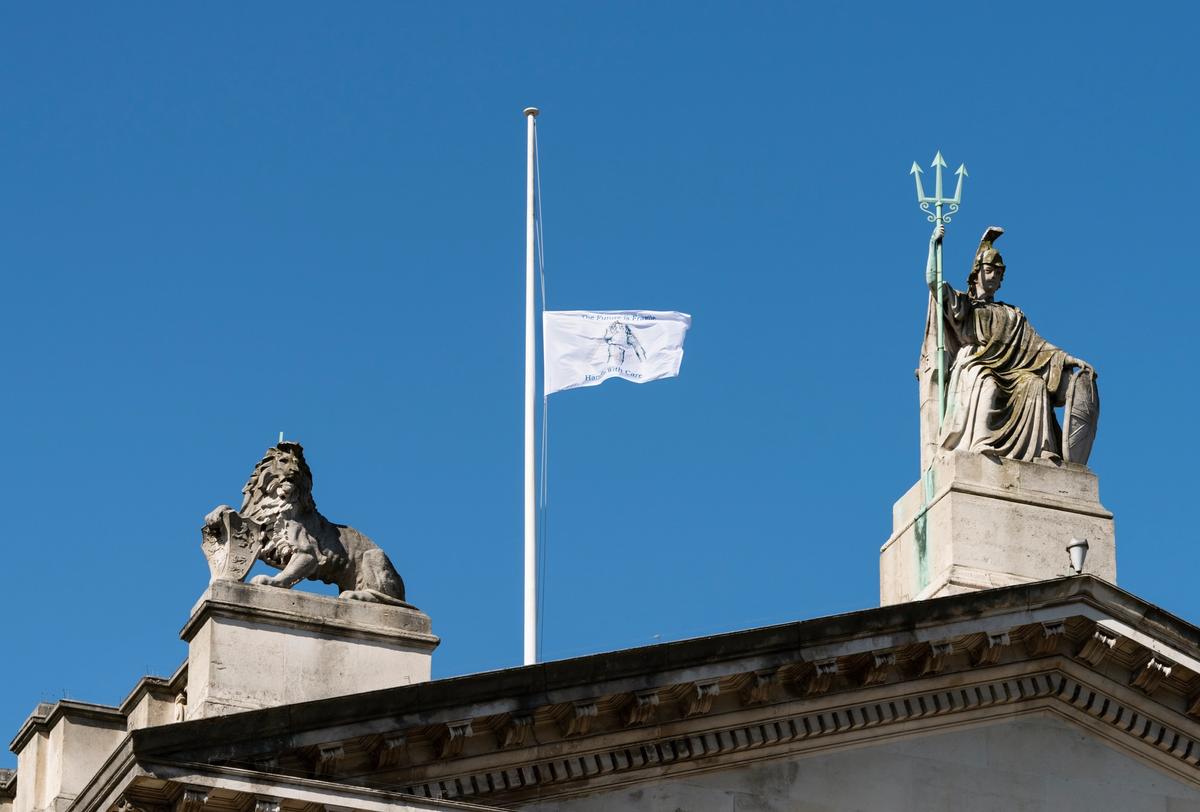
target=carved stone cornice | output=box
[436,721,474,759]
[681,681,720,717]
[1077,628,1119,666]
[122,580,1200,811]
[313,743,345,777]
[622,691,660,727]
[558,702,597,738]
[1132,657,1174,696]
[860,652,896,687]
[373,734,406,768]
[173,788,207,812]
[803,660,839,696]
[974,632,1012,666]
[380,665,1200,803]
[1028,621,1067,656]
[739,671,774,706]
[494,714,534,749]
[103,778,178,812]
[916,641,954,677]
[141,617,1200,803]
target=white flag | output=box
[543,310,691,395]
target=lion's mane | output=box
[240,442,318,523]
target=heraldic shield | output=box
[1063,368,1100,465]
[200,507,266,583]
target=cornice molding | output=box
[380,663,1200,803]
[178,592,438,650]
[121,610,1200,808]
[10,700,127,754]
[89,580,1200,812]
[124,661,1200,809]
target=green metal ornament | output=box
[911,150,966,426]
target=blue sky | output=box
[2,2,1197,765]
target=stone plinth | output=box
[880,450,1115,605]
[181,581,438,720]
[9,702,127,812]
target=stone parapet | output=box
[181,582,439,720]
[8,702,127,812]
[119,672,184,732]
[4,665,189,812]
[880,450,1115,605]
[0,768,15,812]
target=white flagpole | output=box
[523,106,539,665]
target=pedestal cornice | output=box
[180,581,438,650]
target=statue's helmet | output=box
[969,226,1005,293]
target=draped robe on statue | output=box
[923,283,1069,462]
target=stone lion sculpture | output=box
[202,442,408,605]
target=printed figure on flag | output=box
[601,321,647,365]
[543,310,691,395]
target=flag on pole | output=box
[543,310,691,395]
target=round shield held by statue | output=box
[1063,369,1100,465]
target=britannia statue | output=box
[921,224,1099,465]
[911,153,1099,469]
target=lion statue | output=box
[202,442,408,605]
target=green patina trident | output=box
[910,150,967,425]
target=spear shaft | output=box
[934,200,946,425]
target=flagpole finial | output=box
[524,107,540,117]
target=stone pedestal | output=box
[181,581,439,720]
[10,703,127,812]
[880,450,1115,605]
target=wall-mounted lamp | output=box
[1066,538,1089,575]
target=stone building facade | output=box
[7,447,1200,810]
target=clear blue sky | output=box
[2,3,1197,765]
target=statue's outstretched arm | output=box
[926,223,944,290]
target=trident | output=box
[910,150,966,425]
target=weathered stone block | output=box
[880,450,1115,605]
[181,581,438,719]
[10,703,126,812]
